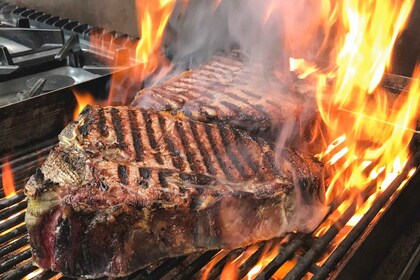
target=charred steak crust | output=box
[25,105,324,278]
[131,50,316,140]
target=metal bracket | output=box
[0,45,19,75]
[55,34,82,67]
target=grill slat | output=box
[2,261,38,280]
[312,164,415,280]
[0,249,31,274]
[146,256,188,280]
[0,192,26,210]
[32,270,59,280]
[0,211,26,233]
[0,236,28,258]
[254,235,304,280]
[0,200,27,220]
[0,224,27,245]
[237,243,267,279]
[173,250,219,280]
[207,247,247,280]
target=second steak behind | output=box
[131,50,317,142]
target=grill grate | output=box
[0,139,418,280]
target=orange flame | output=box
[314,0,418,204]
[89,0,176,105]
[287,0,418,203]
[72,90,98,120]
[2,159,16,198]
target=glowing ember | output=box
[1,159,16,198]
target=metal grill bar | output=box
[285,160,417,280]
[146,256,188,280]
[254,235,304,280]
[2,261,38,280]
[237,243,267,279]
[173,250,219,280]
[0,212,26,233]
[0,200,27,220]
[207,247,248,280]
[0,235,28,258]
[312,166,417,279]
[0,225,27,245]
[0,192,26,210]
[0,249,31,273]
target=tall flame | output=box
[312,0,418,203]
[288,0,418,204]
[87,0,176,106]
[2,159,16,198]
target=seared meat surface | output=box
[25,105,324,278]
[131,50,316,140]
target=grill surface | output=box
[0,137,419,279]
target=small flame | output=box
[2,159,16,198]
[73,90,99,120]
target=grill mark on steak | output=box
[218,126,248,178]
[128,110,144,162]
[158,171,169,188]
[97,108,108,137]
[118,165,129,185]
[181,121,209,174]
[150,89,185,110]
[189,120,216,175]
[219,101,241,117]
[204,124,235,180]
[258,140,281,177]
[233,131,259,174]
[157,114,184,170]
[141,109,164,165]
[228,128,260,178]
[174,121,198,173]
[138,167,151,189]
[110,108,126,149]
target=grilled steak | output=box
[25,105,324,278]
[131,50,316,141]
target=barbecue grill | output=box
[1,1,420,279]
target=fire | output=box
[89,0,176,105]
[72,90,98,120]
[237,0,419,277]
[1,159,16,198]
[287,0,419,204]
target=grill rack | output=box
[0,138,419,280]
